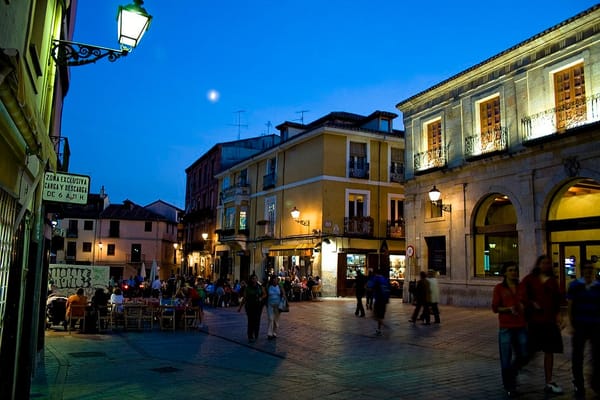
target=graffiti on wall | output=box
[48,264,109,298]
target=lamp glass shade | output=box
[117,1,152,49]
[202,233,208,240]
[173,243,179,250]
[428,186,441,202]
[290,207,300,220]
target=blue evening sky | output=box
[62,0,598,208]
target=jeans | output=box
[572,322,600,390]
[498,327,528,391]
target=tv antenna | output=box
[264,121,272,135]
[295,110,309,125]
[229,110,248,140]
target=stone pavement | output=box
[30,298,596,400]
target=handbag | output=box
[278,297,289,312]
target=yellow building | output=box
[215,111,406,297]
[0,0,74,396]
[397,5,600,306]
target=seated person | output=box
[110,288,124,313]
[66,288,88,328]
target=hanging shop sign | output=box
[43,172,90,204]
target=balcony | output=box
[263,172,276,190]
[50,135,71,172]
[349,159,369,179]
[465,127,508,160]
[414,147,447,173]
[126,253,146,264]
[220,183,250,204]
[344,216,374,237]
[390,163,404,183]
[521,93,600,142]
[386,219,405,239]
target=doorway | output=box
[552,241,600,295]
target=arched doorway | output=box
[473,194,518,277]
[546,178,600,294]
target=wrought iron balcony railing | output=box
[344,216,374,237]
[521,93,600,142]
[349,158,369,179]
[464,127,508,158]
[220,184,250,204]
[386,219,405,238]
[49,135,71,172]
[126,253,147,264]
[390,163,404,183]
[414,147,447,172]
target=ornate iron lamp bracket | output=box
[51,40,128,67]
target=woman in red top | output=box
[492,262,527,398]
[519,255,564,394]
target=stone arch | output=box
[472,192,519,277]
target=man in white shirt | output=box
[151,276,162,298]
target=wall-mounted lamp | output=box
[290,206,310,227]
[428,185,452,212]
[202,232,209,241]
[173,242,179,264]
[51,0,152,66]
[489,243,497,249]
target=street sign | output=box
[43,172,90,204]
[406,245,415,257]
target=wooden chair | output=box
[311,285,322,301]
[159,305,176,331]
[97,305,112,332]
[183,306,201,331]
[110,304,125,330]
[139,304,156,330]
[67,304,86,334]
[124,304,143,330]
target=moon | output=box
[207,89,220,103]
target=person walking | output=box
[365,270,375,310]
[409,271,430,324]
[427,270,441,324]
[519,255,564,394]
[266,275,286,340]
[354,269,367,317]
[567,260,600,398]
[238,274,266,343]
[492,262,528,398]
[372,271,390,336]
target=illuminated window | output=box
[554,62,586,130]
[427,120,442,153]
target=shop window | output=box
[346,254,366,279]
[474,194,518,277]
[425,236,446,275]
